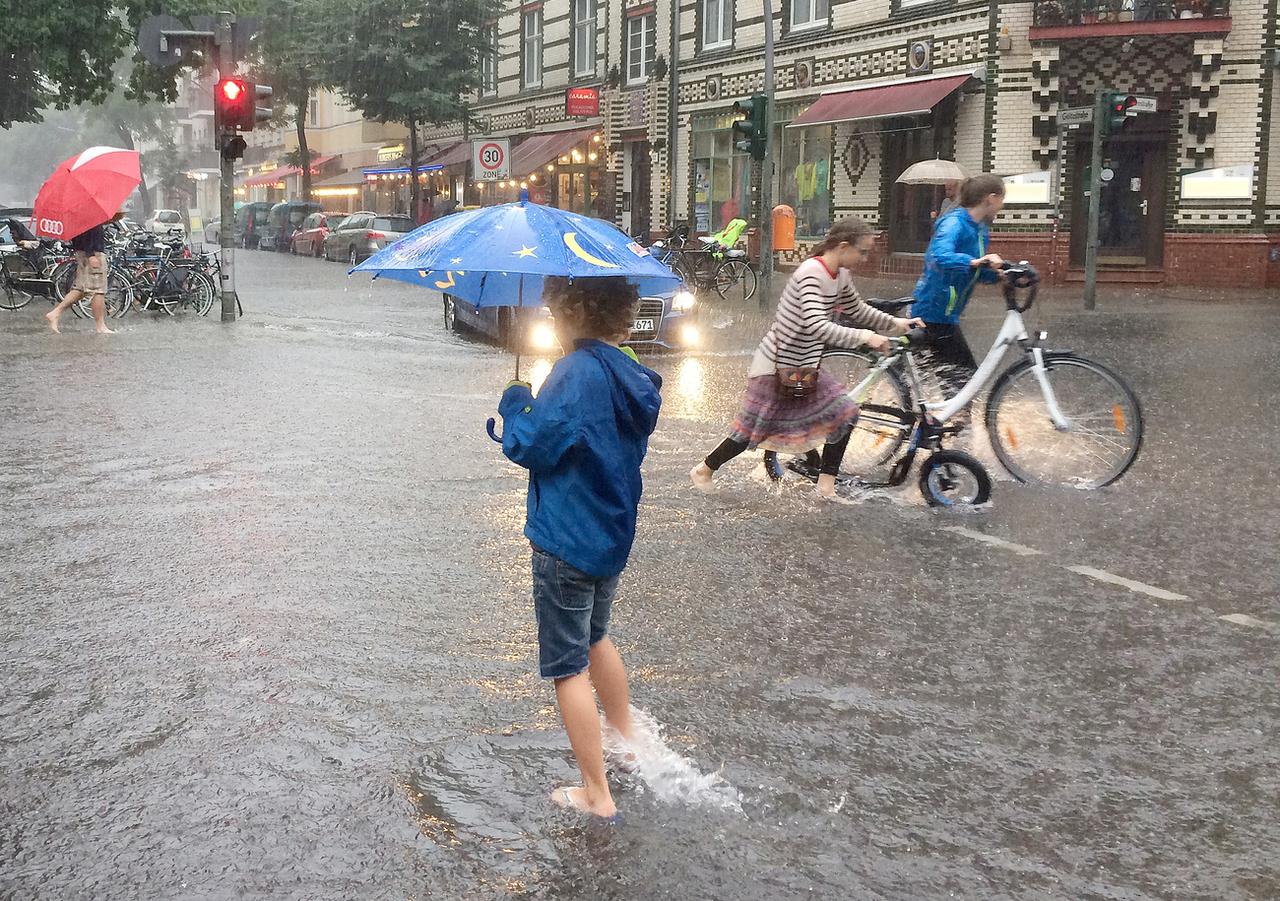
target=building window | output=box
[626,13,656,85]
[573,0,596,78]
[481,24,499,95]
[702,0,732,50]
[772,123,833,239]
[308,98,318,126]
[523,8,543,88]
[790,0,829,30]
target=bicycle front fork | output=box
[1028,347,1073,431]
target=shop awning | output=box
[422,141,469,169]
[788,73,972,128]
[512,127,599,178]
[314,169,368,187]
[240,155,335,186]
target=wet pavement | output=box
[2,250,1277,900]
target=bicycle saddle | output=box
[867,296,913,315]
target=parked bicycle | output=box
[645,223,758,303]
[1,240,72,312]
[763,263,1144,505]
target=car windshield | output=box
[323,216,344,229]
[158,212,180,223]
[374,217,412,232]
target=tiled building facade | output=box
[420,0,1280,289]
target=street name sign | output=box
[1132,96,1158,113]
[1058,106,1094,127]
[472,139,510,181]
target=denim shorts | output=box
[531,545,620,679]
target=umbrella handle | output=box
[485,417,503,444]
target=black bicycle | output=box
[645,224,757,302]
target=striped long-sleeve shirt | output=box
[748,257,907,378]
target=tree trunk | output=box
[296,88,312,202]
[116,123,153,217]
[407,115,420,222]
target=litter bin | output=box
[771,204,796,251]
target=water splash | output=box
[602,708,742,813]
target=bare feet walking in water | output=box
[44,216,121,335]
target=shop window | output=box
[692,127,750,233]
[523,9,543,88]
[573,0,596,78]
[702,0,732,50]
[1003,170,1052,205]
[627,13,656,85]
[481,24,499,95]
[774,123,833,239]
[790,0,829,31]
[1180,165,1253,201]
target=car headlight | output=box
[529,322,558,352]
[680,324,701,347]
[672,289,696,313]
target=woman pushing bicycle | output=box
[910,173,1009,400]
[691,217,922,498]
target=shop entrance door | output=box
[1070,135,1166,267]
[884,121,952,254]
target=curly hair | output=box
[542,276,640,342]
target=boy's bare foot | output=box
[552,785,618,820]
[690,463,714,493]
[45,311,60,333]
[95,325,115,335]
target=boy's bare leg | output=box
[588,637,633,739]
[552,672,617,818]
[46,289,82,332]
[90,292,114,334]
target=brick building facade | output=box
[421,0,1280,289]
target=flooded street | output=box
[3,252,1277,900]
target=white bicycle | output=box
[764,263,1144,506]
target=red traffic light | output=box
[220,79,245,102]
[1111,95,1137,114]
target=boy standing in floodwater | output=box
[497,276,662,820]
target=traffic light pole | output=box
[1083,89,1106,312]
[758,0,775,308]
[216,10,239,323]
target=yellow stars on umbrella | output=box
[513,245,537,258]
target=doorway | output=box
[1070,133,1167,267]
[624,139,651,237]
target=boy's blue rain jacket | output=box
[498,340,663,579]
[910,207,1000,326]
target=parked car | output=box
[259,200,321,252]
[145,209,186,235]
[234,202,273,249]
[322,213,413,265]
[290,211,345,257]
[444,287,700,353]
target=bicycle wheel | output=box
[76,268,132,319]
[50,259,86,317]
[1,271,32,310]
[169,266,214,317]
[919,450,992,508]
[985,353,1143,489]
[669,254,692,287]
[715,259,757,302]
[822,349,913,472]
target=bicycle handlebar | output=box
[990,260,1040,313]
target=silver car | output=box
[322,213,414,266]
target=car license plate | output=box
[632,318,655,332]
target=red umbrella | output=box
[31,146,142,240]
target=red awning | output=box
[240,155,334,187]
[422,141,469,168]
[789,74,972,128]
[512,127,599,177]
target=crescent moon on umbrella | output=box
[563,232,619,269]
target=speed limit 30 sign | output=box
[472,138,510,181]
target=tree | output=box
[250,0,330,202]
[321,0,500,217]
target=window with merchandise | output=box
[772,121,833,240]
[691,120,751,234]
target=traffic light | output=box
[214,78,273,133]
[220,133,247,161]
[1104,92,1138,134]
[731,95,768,161]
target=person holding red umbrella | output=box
[44,212,123,334]
[32,146,142,333]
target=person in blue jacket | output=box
[498,275,662,821]
[911,173,1009,399]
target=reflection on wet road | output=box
[2,252,1277,899]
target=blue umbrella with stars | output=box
[349,196,681,310]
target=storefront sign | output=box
[377,144,405,162]
[566,87,600,118]
[472,138,510,181]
